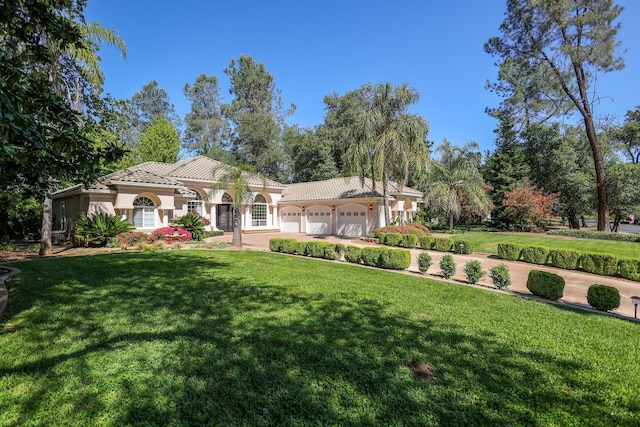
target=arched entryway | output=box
[217,193,233,232]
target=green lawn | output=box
[442,231,640,258]
[1,250,639,426]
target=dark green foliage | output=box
[378,232,388,245]
[419,235,435,250]
[581,253,619,276]
[497,243,524,261]
[490,264,511,289]
[548,249,580,270]
[361,247,410,270]
[384,232,403,247]
[402,234,418,248]
[172,212,206,241]
[344,246,361,263]
[440,255,456,279]
[587,284,621,312]
[334,244,346,258]
[203,230,224,238]
[433,237,453,252]
[417,252,432,273]
[453,239,474,254]
[305,241,325,258]
[281,239,298,254]
[361,247,384,267]
[323,245,338,260]
[269,238,283,252]
[619,259,640,281]
[74,213,134,247]
[547,229,640,242]
[463,260,485,284]
[521,246,549,265]
[295,241,309,256]
[526,270,565,300]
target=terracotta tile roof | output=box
[281,177,423,202]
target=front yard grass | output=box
[1,250,639,426]
[446,231,640,259]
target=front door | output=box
[217,204,233,232]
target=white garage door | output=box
[281,210,301,232]
[306,208,332,235]
[337,207,367,236]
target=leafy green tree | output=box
[423,140,492,230]
[342,82,430,226]
[283,125,339,183]
[222,55,295,182]
[138,117,181,163]
[183,73,230,158]
[131,80,178,129]
[607,162,640,231]
[611,106,640,164]
[486,0,625,231]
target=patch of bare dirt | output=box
[410,361,437,383]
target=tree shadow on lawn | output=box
[0,252,635,426]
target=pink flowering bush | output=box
[108,231,148,248]
[147,227,192,244]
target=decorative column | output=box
[272,205,278,227]
[210,204,217,230]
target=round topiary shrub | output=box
[402,234,418,248]
[586,284,620,312]
[463,260,484,284]
[453,239,474,255]
[269,238,284,252]
[526,270,565,300]
[497,243,523,261]
[384,232,403,247]
[433,237,454,252]
[440,254,456,279]
[419,235,435,250]
[548,249,580,270]
[344,246,362,263]
[490,263,511,289]
[418,252,432,273]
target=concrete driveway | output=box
[207,232,640,320]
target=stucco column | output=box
[272,205,278,227]
[163,212,169,227]
[210,204,217,230]
[245,206,251,229]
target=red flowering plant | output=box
[108,231,148,248]
[147,227,192,244]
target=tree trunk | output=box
[581,216,587,228]
[449,215,454,231]
[232,206,242,247]
[611,214,621,233]
[584,118,610,232]
[39,190,53,256]
[568,213,580,230]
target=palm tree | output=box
[344,83,430,226]
[211,164,266,247]
[423,140,492,230]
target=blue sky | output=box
[85,0,640,153]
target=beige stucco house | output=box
[52,156,423,237]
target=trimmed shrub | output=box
[417,252,432,273]
[548,228,640,242]
[373,224,430,237]
[295,241,309,256]
[402,234,418,248]
[378,232,388,245]
[419,236,435,250]
[521,246,549,265]
[108,231,148,248]
[619,258,640,281]
[586,284,621,312]
[497,243,524,261]
[548,249,580,270]
[344,246,362,263]
[334,244,346,258]
[384,232,403,247]
[580,253,619,276]
[361,247,385,267]
[490,263,511,289]
[440,255,456,279]
[463,260,485,284]
[526,270,565,300]
[203,230,224,238]
[323,244,338,260]
[384,249,411,270]
[453,239,474,254]
[281,239,298,254]
[269,238,284,252]
[305,241,325,258]
[433,237,453,252]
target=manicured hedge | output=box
[360,247,411,270]
[581,253,619,276]
[378,232,388,245]
[619,258,640,281]
[497,243,524,261]
[433,237,453,252]
[453,239,474,254]
[334,244,346,258]
[344,246,362,263]
[282,239,299,254]
[305,241,325,258]
[547,228,640,242]
[548,249,580,270]
[269,238,284,252]
[402,234,418,248]
[419,236,435,250]
[296,241,309,256]
[586,284,621,312]
[384,232,403,247]
[526,270,565,300]
[521,246,549,265]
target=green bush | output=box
[619,258,640,281]
[526,270,565,300]
[521,246,549,265]
[361,247,385,267]
[305,241,325,258]
[203,230,224,238]
[323,244,338,260]
[433,237,453,252]
[402,234,418,248]
[295,241,309,256]
[74,213,134,247]
[344,246,361,263]
[586,284,621,312]
[548,249,580,270]
[417,252,432,273]
[490,263,511,289]
[547,228,640,242]
[172,212,206,241]
[334,244,346,258]
[385,249,411,270]
[269,238,284,252]
[580,253,619,276]
[384,232,403,247]
[497,243,524,261]
[463,260,484,284]
[378,232,388,245]
[281,239,298,254]
[419,235,435,250]
[453,239,474,254]
[440,254,456,279]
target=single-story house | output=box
[52,156,423,237]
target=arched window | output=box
[221,193,233,203]
[133,196,155,228]
[252,194,267,227]
[187,193,204,216]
